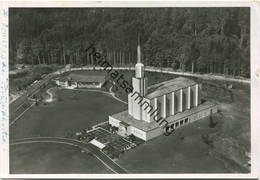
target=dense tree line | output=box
[9,8,250,77]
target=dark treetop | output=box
[9,8,250,78]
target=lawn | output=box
[10,88,126,174]
[10,142,112,174]
[10,89,126,140]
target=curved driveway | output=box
[11,137,130,174]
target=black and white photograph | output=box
[1,1,260,178]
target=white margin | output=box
[0,0,259,179]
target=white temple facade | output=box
[109,41,218,141]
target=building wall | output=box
[144,104,217,141]
[146,126,164,141]
[189,105,217,123]
[146,105,218,141]
[128,94,133,115]
[110,104,218,141]
[57,80,103,89]
[109,116,121,127]
[129,126,147,141]
[131,97,142,120]
[182,87,188,111]
[169,105,218,129]
[131,78,142,120]
[109,116,147,140]
[175,89,181,113]
[149,98,157,121]
[77,82,102,88]
[166,93,171,117]
[137,83,203,125]
[198,84,202,105]
[144,77,148,95]
[56,80,68,87]
[141,98,151,123]
[146,83,201,120]
[147,104,218,141]
[156,97,162,118]
[132,77,141,93]
[191,85,196,108]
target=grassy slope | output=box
[209,88,250,172]
[10,143,112,174]
[10,89,126,173]
[10,89,126,140]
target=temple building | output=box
[109,41,218,141]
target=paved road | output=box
[10,67,67,114]
[9,67,68,126]
[10,137,130,174]
[9,102,36,126]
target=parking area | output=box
[88,128,119,145]
[87,127,135,150]
[75,122,145,159]
[110,138,135,151]
[77,125,135,157]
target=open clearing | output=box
[10,142,112,174]
[10,89,126,173]
[10,89,126,140]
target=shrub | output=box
[201,134,214,146]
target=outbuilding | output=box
[55,72,106,89]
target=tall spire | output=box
[135,34,144,79]
[137,34,141,63]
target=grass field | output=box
[10,89,126,173]
[10,89,126,140]
[10,143,112,174]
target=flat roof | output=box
[69,74,105,83]
[58,73,106,83]
[110,101,217,132]
[146,77,197,99]
[89,139,106,149]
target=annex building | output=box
[55,72,106,89]
[109,43,218,141]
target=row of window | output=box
[172,108,214,127]
[170,118,189,129]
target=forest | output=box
[9,8,250,77]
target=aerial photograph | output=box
[9,7,250,174]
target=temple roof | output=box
[146,77,197,99]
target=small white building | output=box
[89,139,106,149]
[55,73,106,89]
